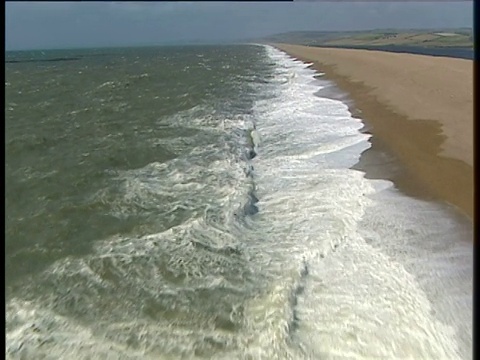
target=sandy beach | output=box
[274,43,473,220]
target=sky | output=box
[5,1,474,50]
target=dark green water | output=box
[6,45,264,284]
[6,45,271,358]
[6,44,304,359]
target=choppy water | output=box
[5,44,472,359]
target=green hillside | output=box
[259,28,473,48]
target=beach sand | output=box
[273,44,473,220]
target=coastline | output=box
[303,44,474,60]
[272,43,473,221]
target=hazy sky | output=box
[6,1,473,50]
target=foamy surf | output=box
[244,45,472,359]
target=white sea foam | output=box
[241,45,472,359]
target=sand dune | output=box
[273,44,473,220]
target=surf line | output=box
[243,124,260,216]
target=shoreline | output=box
[312,78,435,200]
[273,43,473,221]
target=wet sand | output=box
[273,44,473,220]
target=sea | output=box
[5,44,473,359]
